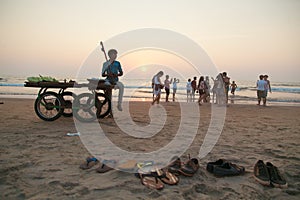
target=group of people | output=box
[151,71,180,105]
[100,48,271,109]
[151,71,238,106]
[186,76,210,104]
[256,75,271,106]
[197,72,236,105]
[186,72,238,105]
[210,72,233,105]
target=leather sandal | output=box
[167,156,182,175]
[139,171,164,190]
[179,155,199,177]
[156,168,179,185]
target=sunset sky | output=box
[0,0,299,82]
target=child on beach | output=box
[102,49,124,111]
[230,81,237,95]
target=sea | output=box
[1,76,300,106]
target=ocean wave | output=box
[0,83,24,87]
[272,83,300,87]
[1,82,300,94]
[0,92,36,96]
[272,88,300,93]
[237,86,300,94]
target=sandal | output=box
[96,160,116,173]
[167,156,182,175]
[136,161,154,169]
[79,156,99,170]
[156,168,179,185]
[139,172,164,190]
[179,155,199,177]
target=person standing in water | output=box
[256,75,267,106]
[264,75,272,97]
[230,81,237,95]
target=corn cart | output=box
[24,79,113,122]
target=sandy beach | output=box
[0,98,299,199]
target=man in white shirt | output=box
[256,75,267,106]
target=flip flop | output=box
[139,172,164,190]
[137,161,154,169]
[156,168,179,185]
[79,157,99,170]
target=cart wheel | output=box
[60,91,77,117]
[73,93,97,122]
[34,91,64,121]
[95,93,111,118]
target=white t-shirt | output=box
[257,80,267,91]
[173,82,177,89]
[154,76,160,84]
[186,82,192,91]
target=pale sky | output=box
[0,0,299,82]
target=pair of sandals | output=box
[79,157,115,173]
[137,165,179,190]
[168,155,200,177]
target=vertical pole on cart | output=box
[100,41,108,61]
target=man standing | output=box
[164,75,171,102]
[102,49,124,111]
[222,72,230,104]
[264,75,272,97]
[191,77,197,102]
[256,75,267,106]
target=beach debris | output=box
[66,132,80,136]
